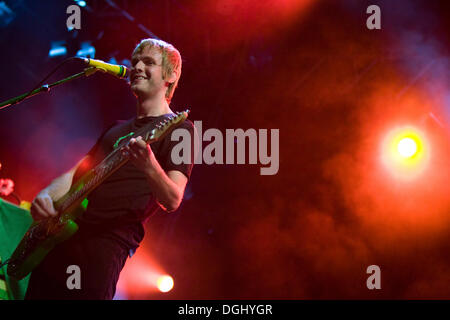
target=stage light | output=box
[75,0,87,7]
[380,126,430,180]
[115,249,174,297]
[49,41,67,58]
[0,1,15,28]
[156,275,174,293]
[397,137,417,158]
[76,42,96,58]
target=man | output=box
[25,38,194,299]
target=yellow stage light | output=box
[381,126,429,180]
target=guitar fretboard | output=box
[56,146,128,214]
[53,111,187,215]
[55,117,163,214]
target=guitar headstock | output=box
[144,109,190,142]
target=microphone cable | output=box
[9,56,81,107]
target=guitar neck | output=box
[52,110,189,217]
[54,145,129,215]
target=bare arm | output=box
[123,137,188,212]
[146,168,188,213]
[30,156,90,220]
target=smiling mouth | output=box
[132,75,148,82]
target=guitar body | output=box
[7,111,189,280]
[7,205,83,280]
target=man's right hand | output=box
[30,191,58,220]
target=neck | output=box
[136,91,172,118]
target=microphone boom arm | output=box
[0,67,98,111]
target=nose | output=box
[132,60,145,73]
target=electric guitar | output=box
[7,110,190,280]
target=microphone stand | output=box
[0,67,99,111]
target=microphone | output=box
[78,57,129,79]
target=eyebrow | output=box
[131,56,157,65]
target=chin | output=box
[131,84,144,96]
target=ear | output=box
[166,69,178,85]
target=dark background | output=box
[0,0,449,299]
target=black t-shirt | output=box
[72,113,194,250]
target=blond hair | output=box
[132,38,182,103]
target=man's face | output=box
[130,46,166,99]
